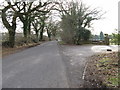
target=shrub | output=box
[2,41,10,47]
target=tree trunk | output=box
[35,30,39,42]
[47,29,51,41]
[76,33,81,45]
[23,21,28,38]
[9,30,15,48]
[76,38,80,45]
[39,25,44,41]
[2,5,17,48]
[39,30,43,41]
[28,16,31,35]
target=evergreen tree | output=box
[100,31,104,41]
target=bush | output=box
[15,35,38,46]
[110,33,120,45]
[15,37,27,46]
[2,41,10,47]
[2,33,41,47]
[2,33,9,42]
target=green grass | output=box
[96,56,119,87]
[97,58,110,68]
[99,58,110,63]
[106,76,118,87]
[58,41,67,45]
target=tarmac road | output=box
[2,41,69,88]
[2,41,118,88]
[59,44,118,88]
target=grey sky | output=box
[82,0,119,35]
[0,0,119,35]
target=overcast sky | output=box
[0,0,119,35]
[82,0,119,35]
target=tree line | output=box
[59,1,103,45]
[1,0,60,47]
[1,0,103,47]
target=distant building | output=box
[100,31,104,41]
[90,35,100,41]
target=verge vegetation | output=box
[84,52,119,88]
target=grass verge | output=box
[84,52,119,88]
[2,42,44,57]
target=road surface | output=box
[2,41,69,88]
[2,41,118,88]
[59,44,118,88]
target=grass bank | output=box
[2,41,46,57]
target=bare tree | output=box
[1,0,58,47]
[60,1,103,44]
[46,20,58,40]
[1,4,19,47]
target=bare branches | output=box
[60,1,104,44]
